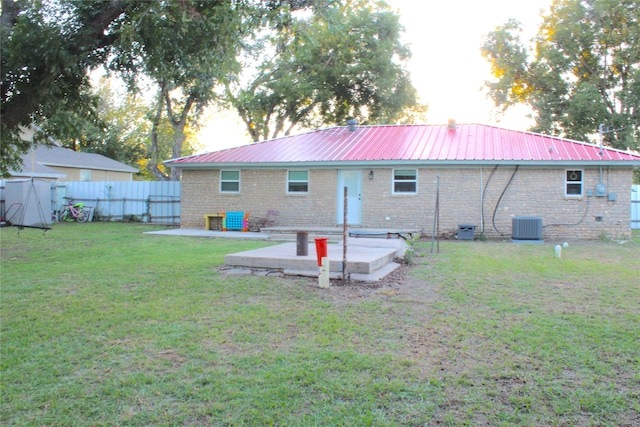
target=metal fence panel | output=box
[57,181,181,224]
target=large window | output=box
[287,170,309,193]
[220,170,240,193]
[393,169,417,194]
[565,170,583,196]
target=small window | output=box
[287,170,309,193]
[393,169,417,194]
[565,170,583,196]
[79,169,91,182]
[220,170,240,193]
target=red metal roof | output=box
[168,124,640,166]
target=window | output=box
[220,170,240,193]
[287,170,309,193]
[79,169,91,182]
[565,170,583,196]
[393,169,417,194]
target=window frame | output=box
[392,169,418,194]
[79,169,92,182]
[220,170,241,194]
[565,169,583,197]
[286,170,309,194]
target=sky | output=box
[197,0,553,153]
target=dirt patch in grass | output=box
[302,259,442,304]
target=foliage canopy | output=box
[1,0,421,177]
[1,0,129,175]
[225,0,423,142]
[481,0,640,151]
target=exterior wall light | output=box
[369,170,374,180]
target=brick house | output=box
[166,123,640,240]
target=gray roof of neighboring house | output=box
[14,145,138,175]
[10,158,66,178]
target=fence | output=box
[0,180,180,225]
[55,181,181,224]
[1,181,639,228]
[632,185,639,230]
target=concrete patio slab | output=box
[340,237,408,258]
[282,262,401,282]
[224,242,397,274]
[145,228,270,239]
[146,228,408,282]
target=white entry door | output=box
[337,170,362,225]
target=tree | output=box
[109,1,248,180]
[225,0,423,142]
[89,77,148,170]
[0,0,282,177]
[1,0,130,175]
[481,0,640,151]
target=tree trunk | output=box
[165,91,195,181]
[169,127,185,181]
[147,93,169,181]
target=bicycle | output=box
[59,197,91,223]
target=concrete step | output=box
[225,241,399,275]
[269,233,342,242]
[263,227,345,242]
[263,226,418,242]
[284,261,401,282]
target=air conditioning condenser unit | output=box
[512,216,543,241]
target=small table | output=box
[203,214,224,231]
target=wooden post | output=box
[319,257,330,288]
[342,186,348,285]
[436,174,440,253]
[431,174,441,254]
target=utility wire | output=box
[600,123,640,134]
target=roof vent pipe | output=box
[447,118,457,130]
[346,119,357,132]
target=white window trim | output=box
[565,169,583,197]
[79,169,92,182]
[392,169,418,194]
[286,170,309,194]
[220,170,241,194]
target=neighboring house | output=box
[166,123,640,240]
[11,144,138,182]
[9,124,138,182]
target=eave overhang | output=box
[167,159,640,170]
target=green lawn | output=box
[1,223,639,426]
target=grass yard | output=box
[1,223,639,426]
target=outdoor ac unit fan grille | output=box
[512,217,543,240]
